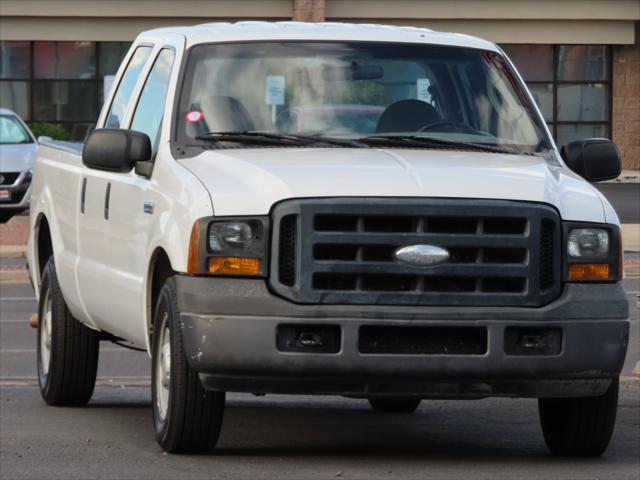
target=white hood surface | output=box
[179,148,610,223]
[0,143,38,173]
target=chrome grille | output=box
[271,199,561,307]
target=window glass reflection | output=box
[34,41,96,79]
[0,41,31,79]
[558,46,609,81]
[0,81,30,119]
[557,84,608,122]
[33,81,97,121]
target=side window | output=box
[105,46,153,128]
[130,49,175,151]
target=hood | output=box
[0,143,38,173]
[179,148,608,223]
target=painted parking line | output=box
[1,347,142,353]
[0,297,36,302]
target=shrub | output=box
[29,123,71,141]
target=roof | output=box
[138,21,499,51]
[0,108,18,116]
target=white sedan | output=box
[0,108,37,223]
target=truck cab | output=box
[27,22,628,456]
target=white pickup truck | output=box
[27,22,629,456]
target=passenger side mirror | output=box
[82,129,151,173]
[560,139,622,183]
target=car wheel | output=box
[368,397,421,413]
[37,258,99,406]
[151,277,225,454]
[538,377,619,457]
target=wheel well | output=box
[36,215,53,276]
[148,249,174,340]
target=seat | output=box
[194,95,256,133]
[376,99,441,133]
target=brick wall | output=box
[613,22,640,170]
[292,0,325,21]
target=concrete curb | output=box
[602,170,640,184]
[0,245,27,259]
[621,224,640,253]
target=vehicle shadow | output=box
[82,388,636,463]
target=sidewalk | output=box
[603,170,640,184]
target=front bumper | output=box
[177,276,629,398]
[0,171,31,210]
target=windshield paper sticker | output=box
[416,78,432,103]
[265,76,285,106]
[185,111,204,123]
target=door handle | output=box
[80,177,87,214]
[104,183,111,220]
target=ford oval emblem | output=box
[394,244,450,266]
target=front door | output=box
[98,45,179,346]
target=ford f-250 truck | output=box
[27,22,629,456]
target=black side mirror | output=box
[83,129,151,173]
[560,138,622,182]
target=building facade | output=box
[1,0,638,168]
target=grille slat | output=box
[272,199,561,307]
[0,172,20,185]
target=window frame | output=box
[102,43,155,130]
[127,46,177,157]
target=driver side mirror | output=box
[83,129,151,173]
[560,138,621,183]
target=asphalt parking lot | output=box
[1,277,639,479]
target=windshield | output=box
[178,42,551,153]
[0,115,32,144]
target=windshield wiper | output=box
[195,131,311,146]
[357,135,522,155]
[195,131,365,147]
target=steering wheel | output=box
[418,120,477,134]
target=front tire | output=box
[37,258,99,406]
[151,277,225,454]
[368,397,421,414]
[538,378,619,457]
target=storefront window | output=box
[0,41,31,79]
[99,42,132,76]
[502,45,553,82]
[558,45,610,81]
[33,81,98,121]
[0,81,30,119]
[502,44,611,147]
[0,41,129,139]
[34,41,96,79]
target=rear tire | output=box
[368,397,421,414]
[37,258,99,406]
[538,378,619,457]
[151,277,225,454]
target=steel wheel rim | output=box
[39,289,52,376]
[155,313,171,421]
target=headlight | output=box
[187,217,268,276]
[567,229,609,259]
[565,225,620,282]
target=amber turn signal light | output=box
[208,256,260,275]
[187,220,202,274]
[568,263,610,281]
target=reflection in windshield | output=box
[179,42,551,153]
